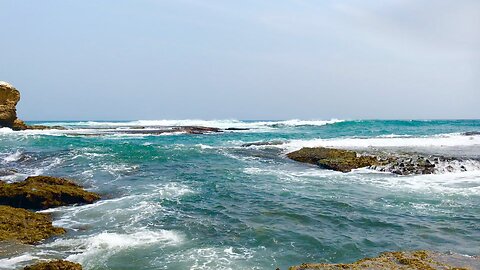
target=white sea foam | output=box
[34,119,343,129]
[2,150,23,163]
[44,229,182,268]
[0,254,38,269]
[0,127,14,134]
[159,246,257,270]
[282,133,480,152]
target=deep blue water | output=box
[0,119,479,269]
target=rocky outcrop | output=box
[24,260,82,270]
[287,147,378,173]
[288,250,478,270]
[0,81,21,129]
[0,176,101,210]
[287,147,471,175]
[0,205,65,244]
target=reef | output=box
[24,260,83,270]
[287,147,467,175]
[0,175,101,210]
[288,250,478,270]
[0,205,65,244]
[287,147,378,173]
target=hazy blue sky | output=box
[1,0,479,120]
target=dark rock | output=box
[225,127,250,131]
[0,205,65,244]
[242,141,285,147]
[176,126,222,134]
[287,147,378,172]
[24,260,82,270]
[288,250,479,270]
[463,131,480,136]
[0,175,101,210]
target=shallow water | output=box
[0,119,479,269]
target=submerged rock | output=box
[24,260,82,270]
[287,147,378,172]
[0,176,100,210]
[0,205,65,244]
[288,250,478,270]
[0,81,21,129]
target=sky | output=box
[1,0,479,120]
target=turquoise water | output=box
[1,120,479,269]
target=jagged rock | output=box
[24,260,82,270]
[288,250,479,270]
[287,147,467,175]
[287,147,378,172]
[0,205,65,244]
[0,81,21,129]
[0,176,101,210]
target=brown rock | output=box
[288,250,478,270]
[0,205,65,244]
[0,81,21,128]
[24,260,82,270]
[287,147,378,172]
[0,176,101,210]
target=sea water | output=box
[0,119,479,269]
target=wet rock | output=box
[288,250,479,270]
[0,205,65,244]
[176,126,222,134]
[463,131,480,136]
[287,147,378,172]
[24,260,82,270]
[0,81,21,129]
[225,127,250,131]
[242,141,285,147]
[286,147,470,175]
[0,175,100,210]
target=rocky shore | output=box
[0,175,99,269]
[288,250,479,270]
[287,146,473,175]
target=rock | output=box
[0,81,21,129]
[178,126,222,134]
[0,205,65,244]
[0,81,66,131]
[24,260,82,270]
[242,141,285,147]
[225,127,250,131]
[463,131,480,136]
[288,250,479,270]
[286,147,462,175]
[287,147,378,172]
[0,176,101,210]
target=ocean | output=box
[0,119,479,269]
